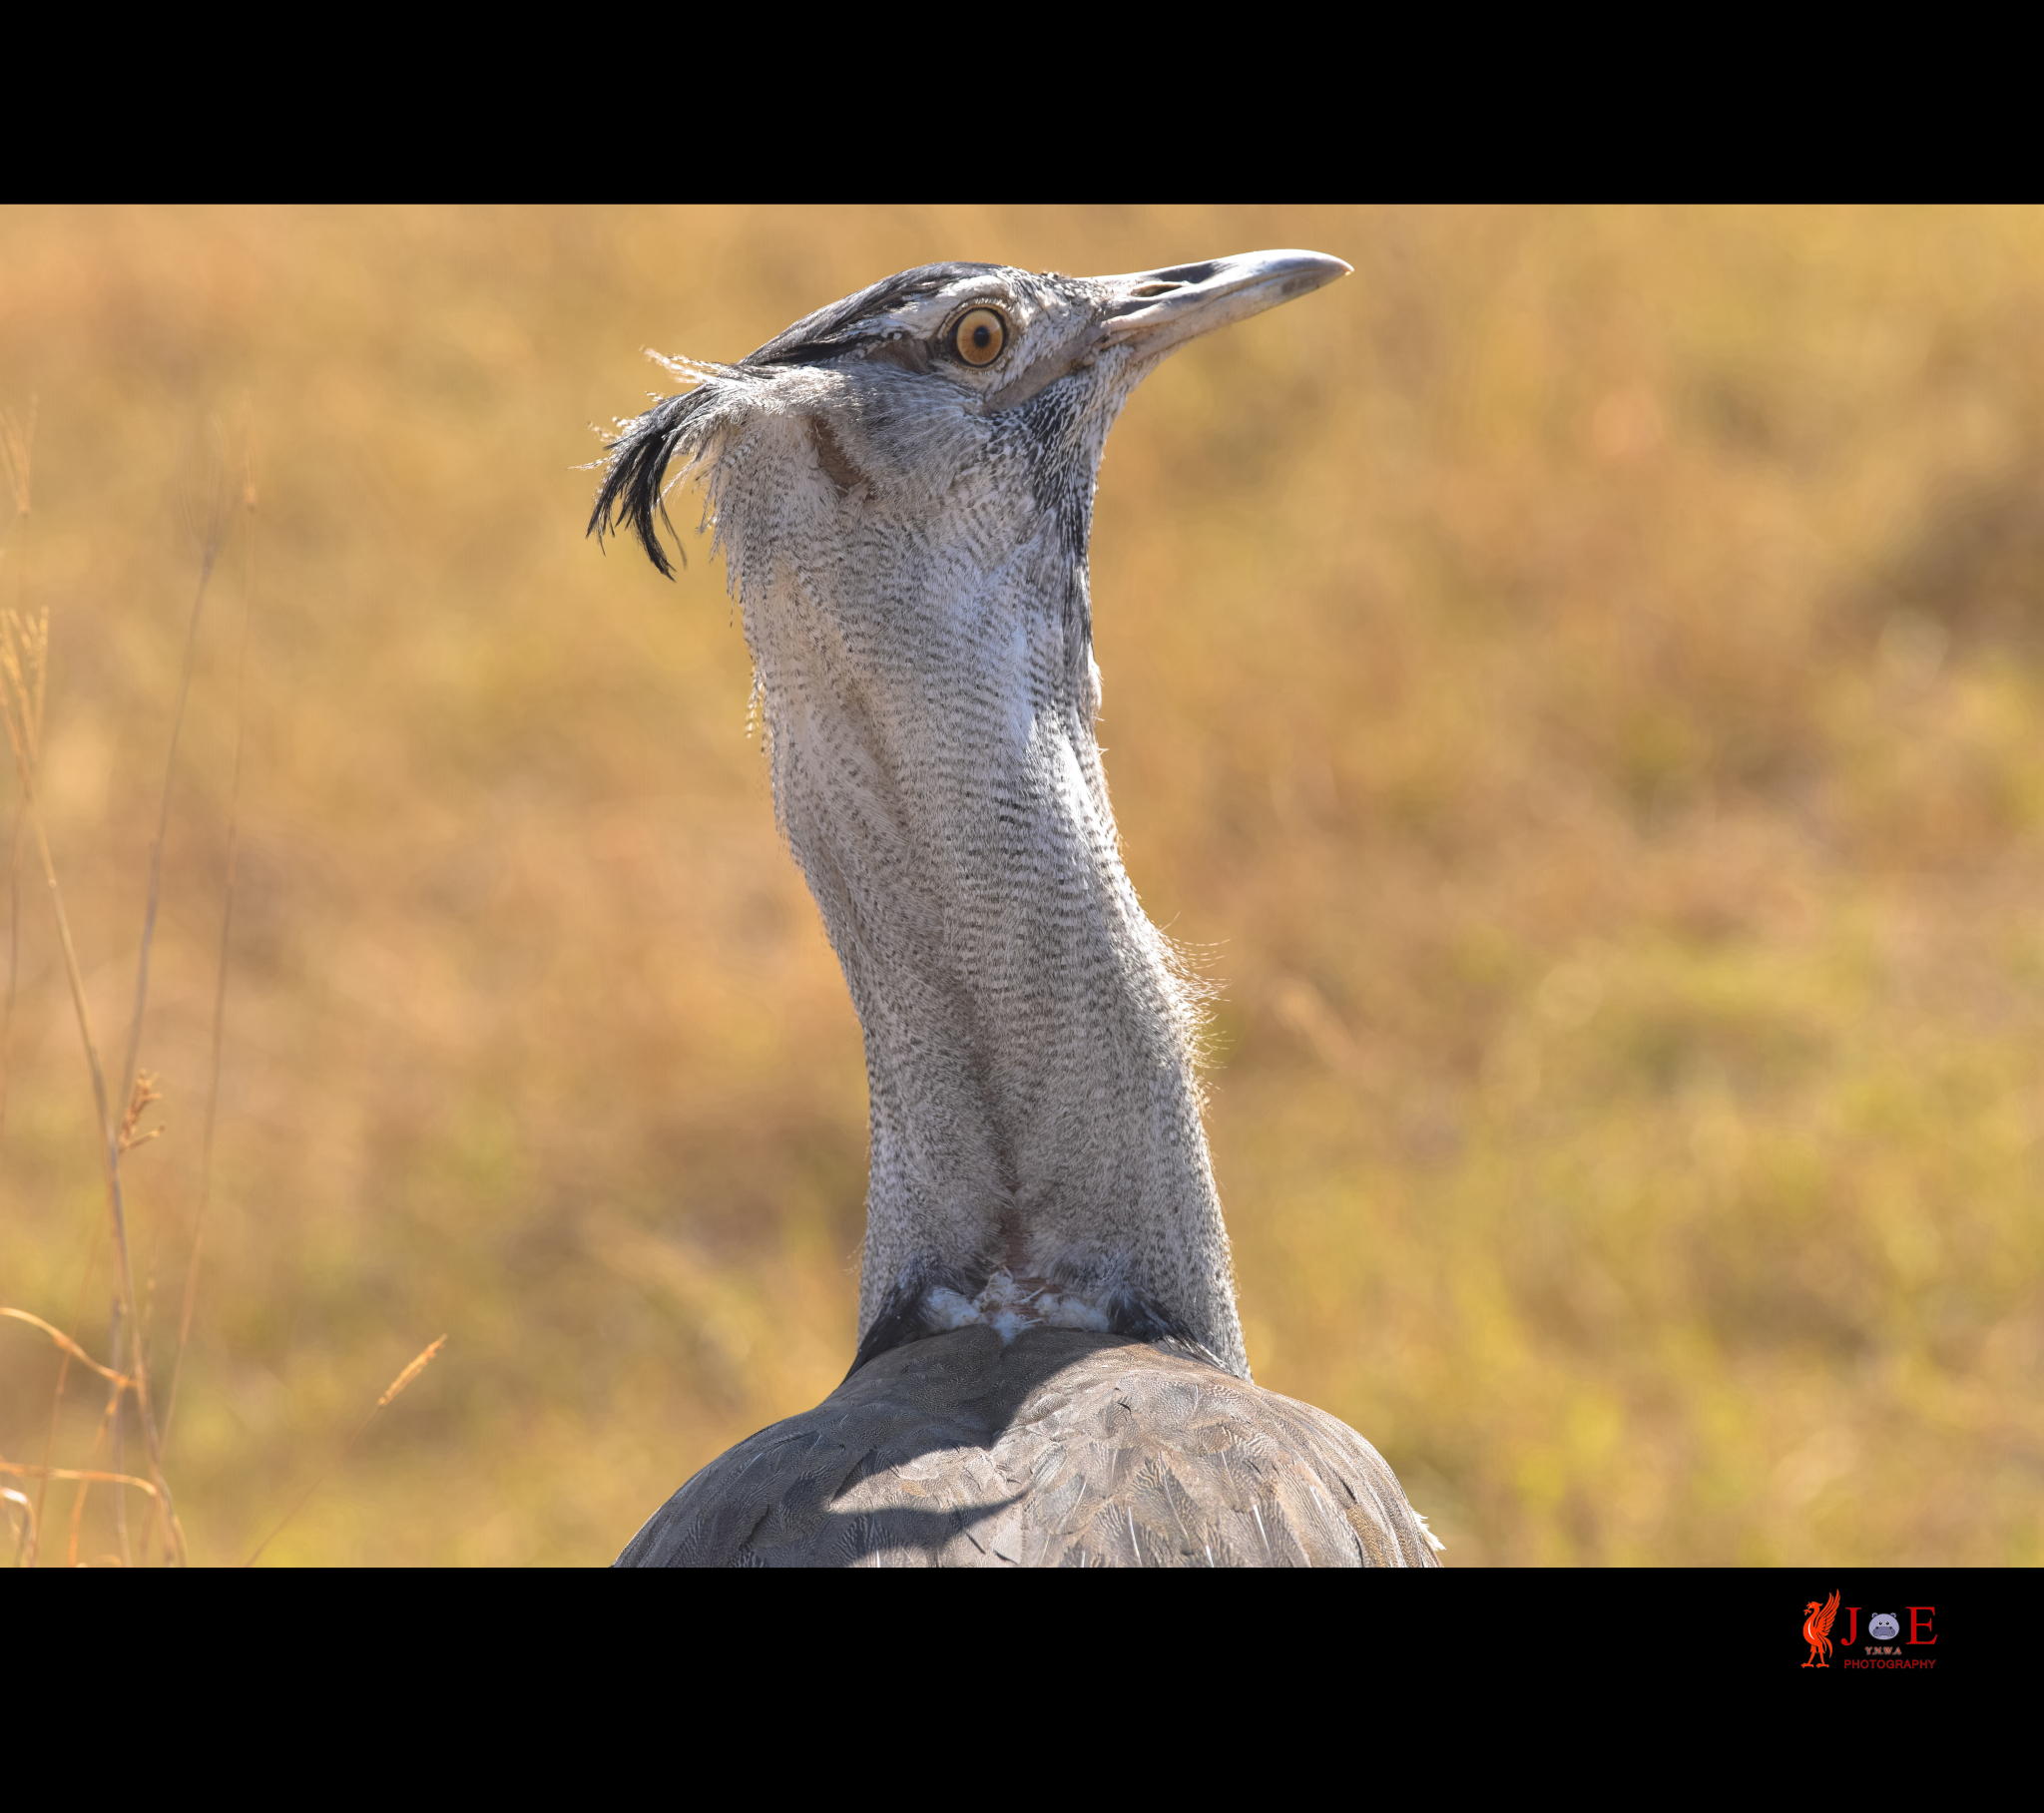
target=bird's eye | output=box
[952,307,1007,367]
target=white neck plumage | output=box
[702,390,1248,1378]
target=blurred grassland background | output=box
[2,205,2042,1565]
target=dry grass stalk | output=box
[118,1071,165,1153]
[0,607,46,779]
[124,423,229,1118]
[1,1460,161,1496]
[0,1307,135,1387]
[377,1335,447,1408]
[3,1484,36,1567]
[106,1299,130,1565]
[5,399,422,1567]
[32,1217,106,1554]
[0,396,33,516]
[1,399,34,1152]
[164,409,259,1460]
[1,794,17,1151]
[41,1300,140,1566]
[246,1336,447,1566]
[92,427,232,1564]
[0,400,194,1563]
[1,794,18,1155]
[0,445,96,1552]
[0,622,185,1556]
[4,1454,158,1568]
[62,427,237,1564]
[1,402,105,1559]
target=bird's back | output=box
[616,1326,1439,1568]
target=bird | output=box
[588,248,1441,1567]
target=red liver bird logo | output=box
[1801,1590,1841,1667]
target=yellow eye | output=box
[953,307,1007,366]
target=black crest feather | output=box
[586,387,718,580]
[587,262,1003,578]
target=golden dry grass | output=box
[2,206,2041,1565]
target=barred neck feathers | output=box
[591,251,1351,1380]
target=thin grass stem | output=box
[1,1460,159,1498]
[3,612,188,1560]
[34,1218,103,1560]
[245,1336,446,1566]
[0,398,30,1154]
[0,400,29,1160]
[3,1484,37,1567]
[1,784,18,1148]
[83,436,230,1565]
[107,1297,131,1566]
[0,1306,133,1385]
[165,415,257,1459]
[63,1346,126,1566]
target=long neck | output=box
[740,495,1247,1378]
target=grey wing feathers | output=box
[616,1326,1438,1568]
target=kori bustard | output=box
[589,249,1440,1567]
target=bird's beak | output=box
[1096,249,1351,358]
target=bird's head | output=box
[587,249,1350,589]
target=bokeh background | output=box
[2,206,2041,1565]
